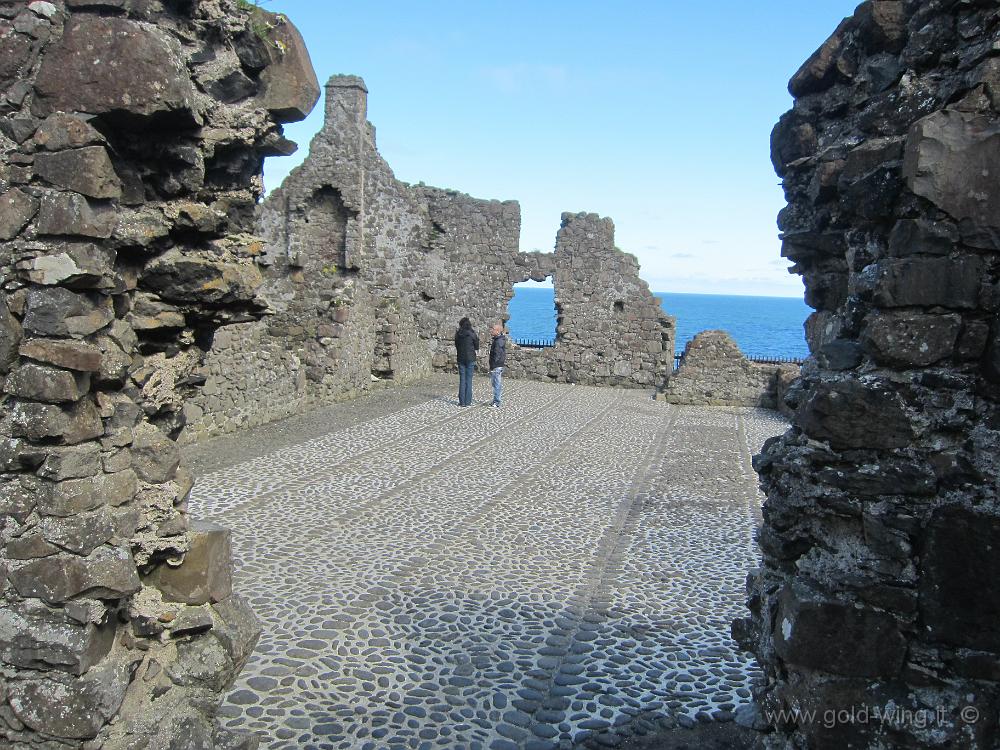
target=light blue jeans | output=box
[490,367,503,406]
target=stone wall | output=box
[736,2,1000,748]
[662,330,797,411]
[0,1,318,747]
[184,76,675,439]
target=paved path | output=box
[187,378,788,750]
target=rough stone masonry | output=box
[735,2,1000,748]
[0,1,318,747]
[183,75,675,441]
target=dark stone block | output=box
[35,147,123,199]
[788,18,852,97]
[36,192,118,239]
[904,110,1000,231]
[144,520,233,604]
[919,504,1000,652]
[873,256,982,309]
[0,606,115,675]
[0,187,39,240]
[9,546,141,603]
[819,457,936,496]
[10,398,104,445]
[887,218,956,257]
[862,311,962,367]
[816,339,862,370]
[4,362,90,403]
[7,656,129,739]
[774,584,906,677]
[32,16,198,124]
[796,378,913,449]
[22,287,114,337]
[254,11,320,123]
[0,20,32,91]
[34,113,106,151]
[129,424,180,484]
[19,338,104,372]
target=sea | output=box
[506,287,811,360]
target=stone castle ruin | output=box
[183,75,675,440]
[735,2,1000,748]
[0,1,319,746]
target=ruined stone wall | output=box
[186,76,674,439]
[504,212,674,387]
[662,330,797,411]
[736,2,1000,748]
[0,1,318,746]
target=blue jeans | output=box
[458,362,475,406]
[490,367,503,405]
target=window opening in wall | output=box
[507,278,556,347]
[614,300,625,314]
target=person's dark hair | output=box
[459,317,472,330]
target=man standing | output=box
[454,317,479,407]
[488,322,506,408]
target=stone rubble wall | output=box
[0,1,318,747]
[735,2,1000,748]
[662,330,798,412]
[185,76,675,440]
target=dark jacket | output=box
[489,334,506,370]
[455,327,479,365]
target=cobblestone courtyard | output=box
[186,377,788,749]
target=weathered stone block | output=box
[6,534,60,560]
[862,311,961,367]
[10,398,103,445]
[0,606,115,675]
[0,187,39,240]
[255,11,321,122]
[140,251,263,305]
[0,293,23,374]
[35,147,123,199]
[21,242,117,289]
[903,110,1000,232]
[40,508,115,555]
[37,443,102,481]
[773,584,906,677]
[22,287,114,337]
[32,16,198,123]
[9,546,141,603]
[144,520,233,604]
[19,337,104,372]
[919,505,1000,652]
[33,112,106,151]
[795,379,913,449]
[887,218,956,257]
[8,656,129,739]
[36,192,118,238]
[873,256,982,309]
[130,423,180,484]
[4,361,91,403]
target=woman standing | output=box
[454,317,479,407]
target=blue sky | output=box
[261,1,859,297]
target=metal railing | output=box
[673,353,804,368]
[513,337,555,349]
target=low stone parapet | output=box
[662,330,798,413]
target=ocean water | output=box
[506,287,811,360]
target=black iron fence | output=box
[514,338,556,349]
[673,353,804,368]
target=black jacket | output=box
[489,334,506,370]
[455,327,479,365]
